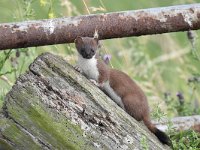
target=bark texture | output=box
[154,115,200,133]
[0,53,170,150]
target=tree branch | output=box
[153,115,200,133]
[0,4,200,50]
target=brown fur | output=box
[97,59,172,146]
[75,36,98,59]
[75,36,172,146]
[98,61,151,124]
[96,59,149,121]
[96,58,110,84]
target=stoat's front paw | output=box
[90,79,99,86]
[74,65,83,73]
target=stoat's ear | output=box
[74,36,83,44]
[93,37,99,45]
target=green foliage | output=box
[151,103,166,121]
[0,50,13,75]
[0,0,200,149]
[164,91,200,117]
[140,135,149,150]
[22,0,35,19]
[171,130,200,150]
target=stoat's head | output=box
[75,36,99,59]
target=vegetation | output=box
[0,0,200,149]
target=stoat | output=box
[74,36,172,147]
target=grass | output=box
[0,0,200,149]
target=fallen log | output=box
[0,53,170,150]
[153,115,200,133]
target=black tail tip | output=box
[154,128,173,148]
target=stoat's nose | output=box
[85,50,90,55]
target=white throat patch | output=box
[77,54,125,110]
[77,54,99,81]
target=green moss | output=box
[0,139,12,150]
[0,117,41,150]
[0,101,3,110]
[27,105,87,150]
[140,135,149,150]
[6,84,93,150]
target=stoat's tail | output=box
[143,116,173,147]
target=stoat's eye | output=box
[91,49,94,53]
